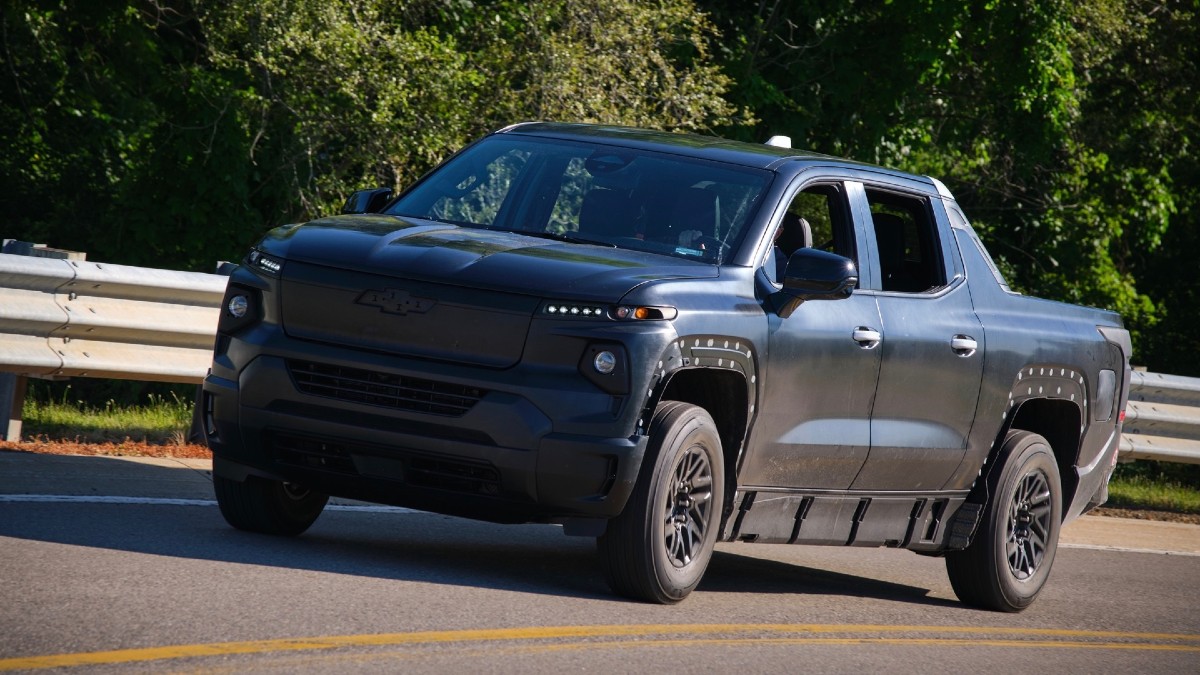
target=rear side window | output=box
[864,188,946,293]
[947,204,1012,292]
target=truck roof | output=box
[499,121,899,176]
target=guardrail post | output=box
[0,374,27,442]
[0,241,86,442]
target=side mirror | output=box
[775,248,858,319]
[341,187,394,214]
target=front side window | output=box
[765,183,858,286]
[387,135,772,264]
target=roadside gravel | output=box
[0,439,211,459]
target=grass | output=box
[1106,473,1200,515]
[22,390,195,445]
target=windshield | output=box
[386,135,772,264]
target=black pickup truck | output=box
[203,122,1131,611]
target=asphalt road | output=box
[2,451,1198,673]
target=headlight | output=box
[539,300,677,321]
[247,249,283,276]
[544,302,607,317]
[614,305,677,321]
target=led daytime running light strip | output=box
[545,303,605,317]
[247,250,282,275]
[543,302,677,321]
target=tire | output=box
[946,430,1062,612]
[598,401,725,604]
[213,474,329,536]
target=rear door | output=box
[851,182,985,491]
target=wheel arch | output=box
[950,366,1087,550]
[969,365,1088,522]
[1006,398,1083,517]
[657,367,750,529]
[641,334,759,530]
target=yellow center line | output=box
[488,636,1200,657]
[3,624,1198,671]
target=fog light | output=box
[593,350,617,374]
[226,294,249,318]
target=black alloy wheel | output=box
[663,443,716,569]
[598,401,725,604]
[1006,468,1054,580]
[946,430,1062,612]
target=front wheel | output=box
[213,474,328,536]
[598,401,725,604]
[946,430,1062,612]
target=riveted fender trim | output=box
[948,364,1086,549]
[638,335,759,429]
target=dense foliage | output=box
[703,0,1198,374]
[2,0,1196,374]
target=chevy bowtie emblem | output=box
[356,288,436,315]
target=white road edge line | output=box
[4,495,1194,556]
[1060,542,1200,557]
[0,494,418,514]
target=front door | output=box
[739,179,883,490]
[742,295,884,489]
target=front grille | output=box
[288,360,487,417]
[271,433,501,496]
[408,457,501,496]
[273,434,357,475]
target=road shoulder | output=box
[1061,514,1200,555]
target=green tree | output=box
[1,1,231,267]
[500,0,742,130]
[2,0,739,271]
[6,0,1194,376]
[1092,0,1200,375]
[703,0,1197,367]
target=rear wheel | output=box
[213,474,328,536]
[946,430,1062,612]
[598,401,724,604]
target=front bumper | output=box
[203,354,650,524]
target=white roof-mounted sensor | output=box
[765,135,792,148]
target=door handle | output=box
[852,327,882,349]
[951,335,978,356]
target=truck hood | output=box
[260,214,717,302]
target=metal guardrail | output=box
[1,249,1199,463]
[0,252,225,383]
[1122,371,1200,465]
